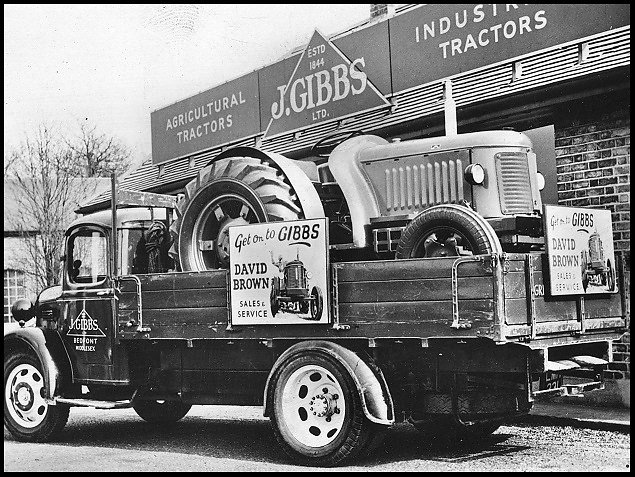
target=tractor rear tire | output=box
[170,157,306,271]
[396,204,501,259]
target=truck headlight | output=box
[464,164,485,185]
[537,171,545,191]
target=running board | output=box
[49,397,133,409]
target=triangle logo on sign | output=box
[67,307,106,338]
[264,29,390,139]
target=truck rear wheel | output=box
[4,352,69,442]
[396,204,500,258]
[133,400,192,424]
[270,352,375,466]
[171,157,305,271]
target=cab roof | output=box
[67,207,169,233]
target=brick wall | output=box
[555,99,630,381]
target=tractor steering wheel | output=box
[310,130,366,158]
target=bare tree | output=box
[5,124,94,290]
[66,122,131,177]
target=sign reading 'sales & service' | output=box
[229,218,329,325]
[544,205,617,296]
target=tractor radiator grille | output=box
[384,158,465,212]
[495,152,534,214]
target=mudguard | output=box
[263,340,394,426]
[211,146,325,220]
[4,327,72,401]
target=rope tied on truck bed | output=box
[134,220,175,273]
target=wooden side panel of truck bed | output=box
[117,253,626,346]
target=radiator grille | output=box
[384,158,465,212]
[496,152,534,214]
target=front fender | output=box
[263,340,394,426]
[4,327,72,401]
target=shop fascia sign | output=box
[263,29,391,139]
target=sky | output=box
[4,4,371,164]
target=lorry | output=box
[4,128,628,467]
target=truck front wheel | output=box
[270,353,375,466]
[4,352,69,442]
[133,399,192,424]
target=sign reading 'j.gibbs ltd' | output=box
[263,30,390,139]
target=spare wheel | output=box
[395,204,502,258]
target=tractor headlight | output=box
[464,164,485,185]
[536,171,545,191]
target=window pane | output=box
[70,230,108,283]
[4,269,26,323]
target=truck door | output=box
[60,225,128,384]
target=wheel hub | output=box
[424,235,461,256]
[309,392,339,419]
[14,383,34,411]
[215,216,250,265]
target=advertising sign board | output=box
[151,72,260,165]
[544,205,617,296]
[263,29,390,139]
[229,218,329,325]
[389,4,631,93]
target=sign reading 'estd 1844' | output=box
[229,218,329,326]
[544,205,617,296]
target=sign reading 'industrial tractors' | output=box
[544,205,617,296]
[229,218,329,325]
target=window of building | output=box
[4,269,26,323]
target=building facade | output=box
[80,5,630,381]
[4,178,109,323]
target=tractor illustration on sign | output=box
[270,250,323,320]
[580,231,616,292]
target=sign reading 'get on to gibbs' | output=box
[229,218,329,326]
[544,205,617,296]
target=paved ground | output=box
[4,404,630,472]
[528,401,630,431]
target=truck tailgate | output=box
[502,252,628,346]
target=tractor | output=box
[580,231,616,292]
[270,250,323,320]
[169,128,546,272]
